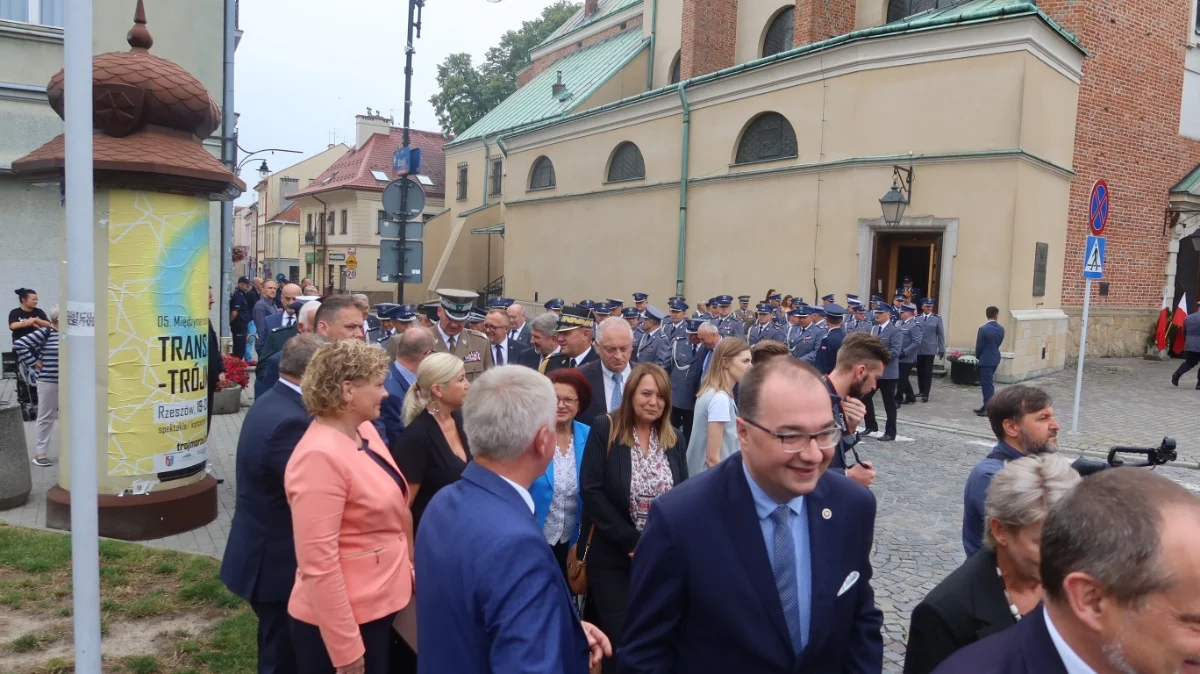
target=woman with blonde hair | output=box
[579,362,687,673]
[391,352,471,533]
[687,337,752,475]
[285,339,414,674]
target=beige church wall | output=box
[648,0,683,89]
[576,51,651,115]
[855,0,888,30]
[1016,51,1079,170]
[444,145,489,215]
[736,1,795,65]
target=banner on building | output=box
[107,190,210,477]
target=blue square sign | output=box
[1083,235,1105,280]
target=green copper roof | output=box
[537,0,644,49]
[498,0,1082,142]
[1171,164,1200,195]
[449,29,648,147]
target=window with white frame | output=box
[0,0,63,27]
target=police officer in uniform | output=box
[916,297,945,402]
[668,318,704,446]
[713,295,741,338]
[767,292,785,325]
[748,303,784,346]
[372,303,398,345]
[418,301,439,330]
[784,307,806,356]
[229,276,252,359]
[820,294,835,306]
[808,306,829,343]
[543,305,599,373]
[895,276,921,307]
[896,303,924,404]
[624,306,646,347]
[793,307,822,360]
[608,298,626,315]
[665,299,689,340]
[803,304,847,375]
[544,297,565,315]
[632,293,649,321]
[890,294,905,324]
[733,295,754,334]
[431,289,493,382]
[592,301,614,341]
[636,306,672,368]
[849,301,872,333]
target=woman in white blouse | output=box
[687,337,752,475]
[530,368,592,576]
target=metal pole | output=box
[65,0,101,669]
[1070,277,1092,434]
[219,0,236,339]
[397,0,417,303]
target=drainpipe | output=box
[646,0,658,90]
[496,135,509,158]
[313,194,327,291]
[219,0,236,340]
[482,136,491,205]
[676,82,690,297]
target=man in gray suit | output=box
[1171,299,1200,389]
[896,304,924,405]
[863,302,903,441]
[916,298,945,402]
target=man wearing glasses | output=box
[620,357,884,674]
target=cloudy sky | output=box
[233,0,561,203]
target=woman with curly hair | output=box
[285,339,414,674]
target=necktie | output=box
[569,357,577,369]
[770,506,805,653]
[610,372,623,411]
[495,344,504,366]
[285,315,294,328]
[872,325,881,337]
[510,330,517,341]
[448,336,456,351]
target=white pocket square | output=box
[837,571,860,597]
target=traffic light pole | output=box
[397,0,421,303]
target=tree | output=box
[430,1,580,136]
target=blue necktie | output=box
[610,372,623,411]
[770,506,805,654]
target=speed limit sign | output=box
[343,268,356,279]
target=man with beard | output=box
[934,468,1200,674]
[961,385,1060,557]
[823,333,888,490]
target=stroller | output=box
[2,351,38,421]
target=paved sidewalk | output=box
[897,357,1200,466]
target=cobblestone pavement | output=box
[3,362,1198,673]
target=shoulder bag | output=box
[565,415,616,595]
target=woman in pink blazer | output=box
[286,339,414,674]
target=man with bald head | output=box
[506,303,532,346]
[255,299,321,396]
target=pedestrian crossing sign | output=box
[1083,235,1105,279]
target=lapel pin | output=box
[822,508,832,520]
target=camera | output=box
[1071,437,1177,477]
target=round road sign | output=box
[1089,179,1109,235]
[382,177,426,220]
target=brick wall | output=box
[795,0,856,46]
[1038,0,1200,311]
[516,16,645,88]
[680,0,738,80]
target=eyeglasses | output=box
[556,397,579,407]
[741,417,841,452]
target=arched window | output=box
[529,156,556,190]
[734,112,798,164]
[762,7,795,58]
[669,51,681,85]
[607,142,646,182]
[887,0,962,22]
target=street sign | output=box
[343,268,356,279]
[382,177,426,219]
[1089,179,1109,235]
[346,253,358,271]
[328,252,346,262]
[1083,235,1105,279]
[378,240,423,284]
[379,218,424,241]
[392,146,422,174]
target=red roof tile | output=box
[268,203,301,223]
[291,127,447,200]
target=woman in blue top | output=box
[531,368,592,578]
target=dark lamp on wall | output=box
[880,165,914,226]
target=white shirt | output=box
[437,324,456,350]
[279,378,303,396]
[499,475,535,514]
[491,339,510,365]
[1043,607,1099,674]
[601,362,633,412]
[570,346,592,367]
[282,312,296,328]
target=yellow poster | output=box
[107,190,210,477]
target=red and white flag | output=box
[1171,294,1189,355]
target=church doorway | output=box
[871,232,942,303]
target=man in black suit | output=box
[621,358,883,673]
[481,307,537,369]
[933,468,1200,674]
[974,305,1006,416]
[578,316,634,427]
[219,333,324,674]
[544,305,600,374]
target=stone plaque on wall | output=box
[1033,242,1049,297]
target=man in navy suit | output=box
[219,333,323,674]
[974,305,1005,416]
[255,300,320,396]
[935,468,1200,674]
[620,358,883,673]
[379,326,433,449]
[416,366,611,673]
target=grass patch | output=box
[192,609,257,673]
[120,655,162,674]
[38,657,74,674]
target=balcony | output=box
[304,232,316,245]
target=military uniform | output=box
[636,306,672,369]
[748,321,785,346]
[668,320,704,446]
[916,300,945,401]
[732,296,755,335]
[432,289,494,382]
[896,306,924,404]
[806,326,845,375]
[784,318,806,357]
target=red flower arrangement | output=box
[221,354,250,390]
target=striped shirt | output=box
[13,327,59,384]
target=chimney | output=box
[551,71,565,97]
[584,0,598,17]
[355,112,391,149]
[680,0,738,80]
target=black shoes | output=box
[920,396,929,403]
[1172,373,1180,387]
[878,434,895,442]
[973,407,987,417]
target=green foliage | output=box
[430,1,580,135]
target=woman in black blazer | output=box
[903,455,1080,674]
[391,353,471,534]
[580,363,687,674]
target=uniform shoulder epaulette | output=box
[464,328,487,339]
